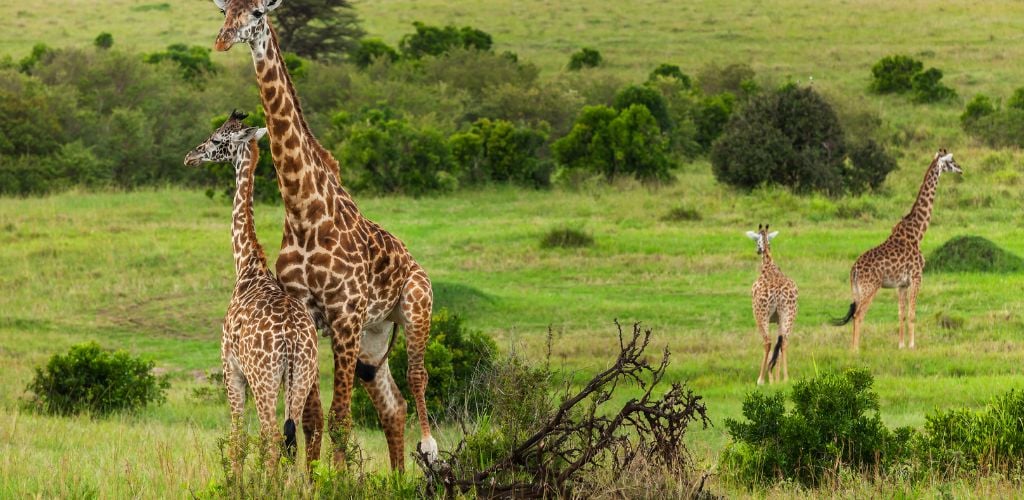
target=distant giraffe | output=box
[832,149,963,351]
[746,224,798,385]
[211,0,438,468]
[184,111,322,473]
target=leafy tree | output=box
[144,44,218,83]
[869,54,923,94]
[961,94,996,128]
[449,118,549,186]
[910,67,957,103]
[567,48,602,70]
[697,62,757,97]
[340,111,455,195]
[553,104,672,182]
[94,33,114,50]
[648,63,692,89]
[399,22,493,59]
[17,43,51,74]
[273,0,365,61]
[613,84,672,132]
[0,71,65,156]
[694,92,736,150]
[353,39,399,68]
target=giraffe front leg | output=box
[401,272,437,462]
[908,279,921,349]
[897,287,908,349]
[327,316,362,469]
[359,361,407,470]
[756,319,771,385]
[224,361,247,480]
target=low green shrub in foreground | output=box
[920,390,1024,474]
[25,342,169,416]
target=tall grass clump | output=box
[539,227,595,249]
[25,342,169,416]
[927,235,1024,273]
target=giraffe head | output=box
[745,224,778,255]
[212,0,281,52]
[934,148,963,175]
[184,110,267,167]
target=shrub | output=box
[965,108,1024,148]
[340,111,456,196]
[613,84,673,132]
[144,44,219,83]
[553,104,673,182]
[961,94,996,128]
[94,33,114,50]
[449,118,550,187]
[25,342,169,416]
[567,47,602,70]
[648,63,692,89]
[351,309,498,427]
[697,62,757,97]
[712,85,895,195]
[722,369,914,487]
[920,390,1024,474]
[927,235,1024,273]
[694,92,736,150]
[0,70,67,157]
[662,206,702,222]
[1008,87,1024,110]
[18,43,52,74]
[911,67,957,103]
[540,227,594,249]
[353,39,399,68]
[869,55,923,93]
[420,48,539,98]
[399,22,493,59]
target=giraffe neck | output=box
[231,140,268,277]
[760,247,778,275]
[248,22,351,208]
[893,158,941,245]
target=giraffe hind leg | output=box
[400,271,438,461]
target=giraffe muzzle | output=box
[183,151,204,167]
[215,30,236,51]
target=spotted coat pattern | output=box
[842,149,962,351]
[212,0,437,469]
[184,114,323,472]
[747,225,798,385]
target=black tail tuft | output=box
[355,359,377,382]
[768,335,784,371]
[283,418,297,459]
[831,302,856,326]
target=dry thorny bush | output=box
[416,321,714,498]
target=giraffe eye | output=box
[253,9,264,18]
[212,140,222,145]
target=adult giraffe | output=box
[211,0,438,468]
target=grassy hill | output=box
[4,0,1024,496]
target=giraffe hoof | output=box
[756,378,764,386]
[418,436,439,463]
[899,342,905,349]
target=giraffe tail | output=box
[283,419,297,459]
[831,303,856,326]
[768,335,783,370]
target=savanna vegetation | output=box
[3,0,1024,497]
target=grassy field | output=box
[4,0,1024,497]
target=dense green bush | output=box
[553,104,673,182]
[613,84,673,132]
[694,92,736,151]
[910,67,957,103]
[723,369,914,487]
[399,22,493,59]
[1008,87,1024,110]
[144,44,219,83]
[567,48,602,70]
[697,62,757,98]
[449,118,550,187]
[711,85,895,195]
[961,94,996,128]
[648,63,692,89]
[965,109,1024,148]
[94,33,114,50]
[340,110,456,196]
[352,309,498,427]
[353,39,399,68]
[920,390,1024,474]
[869,55,923,93]
[25,342,169,416]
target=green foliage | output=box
[281,52,308,80]
[712,85,895,195]
[17,43,52,74]
[869,55,923,93]
[648,63,692,89]
[273,0,365,61]
[697,62,757,98]
[723,369,914,486]
[964,108,1024,148]
[353,39,399,68]
[567,47,602,70]
[613,84,673,132]
[662,206,702,221]
[553,104,673,182]
[25,342,169,416]
[920,390,1024,474]
[694,92,736,150]
[961,94,996,128]
[1008,87,1024,110]
[927,235,1024,273]
[449,118,550,187]
[94,33,114,50]
[911,67,957,103]
[352,309,498,427]
[399,22,493,59]
[144,44,218,83]
[340,111,455,196]
[0,69,67,156]
[540,227,594,249]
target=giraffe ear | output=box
[212,0,226,10]
[745,231,760,241]
[767,231,779,241]
[264,0,282,11]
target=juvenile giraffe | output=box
[832,149,963,351]
[184,111,322,472]
[211,0,438,468]
[746,224,798,385]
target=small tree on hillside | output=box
[567,48,602,70]
[273,0,365,61]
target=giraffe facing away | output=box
[832,149,962,351]
[211,0,438,469]
[746,225,798,385]
[184,111,323,473]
